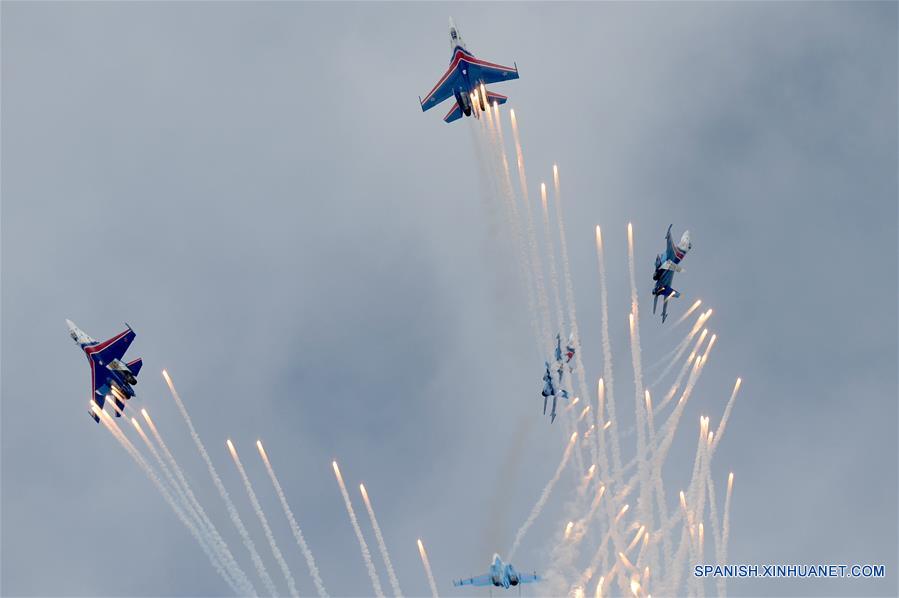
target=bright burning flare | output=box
[417,539,439,598]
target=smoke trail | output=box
[657,321,711,413]
[482,104,542,359]
[722,473,734,566]
[685,420,710,563]
[162,370,278,597]
[360,483,403,597]
[626,224,654,558]
[592,380,625,578]
[662,424,709,597]
[468,113,498,225]
[644,385,662,575]
[711,378,743,455]
[510,110,553,354]
[141,409,256,596]
[416,539,439,598]
[552,165,596,469]
[650,309,711,390]
[654,348,710,473]
[257,441,329,598]
[228,439,299,598]
[690,425,713,598]
[130,417,241,593]
[546,467,603,595]
[482,99,517,236]
[555,480,607,591]
[672,299,703,328]
[626,226,648,454]
[645,343,684,376]
[508,113,580,473]
[556,226,739,594]
[628,314,651,513]
[665,524,693,596]
[714,472,735,598]
[509,432,578,559]
[650,350,711,577]
[332,461,385,597]
[491,105,541,352]
[648,307,708,377]
[592,380,612,484]
[539,182,565,337]
[704,458,725,598]
[577,525,617,591]
[90,403,238,594]
[594,226,623,474]
[570,485,605,547]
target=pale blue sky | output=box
[2,2,896,596]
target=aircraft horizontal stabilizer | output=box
[127,358,143,377]
[660,260,683,272]
[485,91,508,107]
[444,101,464,124]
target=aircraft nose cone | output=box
[66,319,76,331]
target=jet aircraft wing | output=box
[466,56,519,86]
[84,325,135,363]
[518,573,541,584]
[453,573,492,587]
[420,63,463,112]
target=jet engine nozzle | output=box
[455,89,472,116]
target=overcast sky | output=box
[2,2,896,597]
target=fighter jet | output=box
[419,18,519,123]
[67,320,142,423]
[652,225,693,323]
[555,332,576,371]
[453,554,540,590]
[542,361,569,423]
